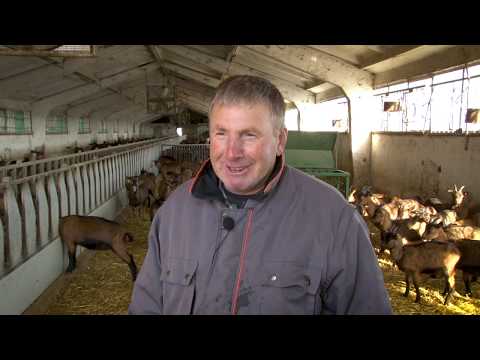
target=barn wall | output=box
[371,133,480,205]
[0,110,150,160]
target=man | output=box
[129,75,392,315]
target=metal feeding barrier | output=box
[285,131,351,198]
[0,138,177,280]
[160,144,210,162]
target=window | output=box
[0,109,32,135]
[0,109,6,133]
[373,63,480,133]
[294,97,349,132]
[113,119,119,134]
[97,119,108,134]
[46,114,68,134]
[78,117,91,134]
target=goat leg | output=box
[412,272,422,303]
[66,251,76,273]
[444,273,456,305]
[404,273,410,298]
[129,254,138,281]
[463,272,473,297]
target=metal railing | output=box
[160,144,210,162]
[0,138,168,181]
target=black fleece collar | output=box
[190,156,285,206]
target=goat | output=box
[125,176,152,218]
[426,209,457,227]
[379,217,427,253]
[448,184,480,223]
[454,239,480,297]
[423,223,480,241]
[384,235,460,304]
[59,215,137,281]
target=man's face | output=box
[209,103,287,195]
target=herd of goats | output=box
[348,185,480,305]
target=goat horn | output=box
[454,184,458,191]
[460,185,465,192]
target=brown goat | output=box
[454,239,480,297]
[59,215,137,281]
[384,236,460,304]
[125,176,152,217]
[423,224,480,241]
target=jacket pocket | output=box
[160,258,198,315]
[254,261,322,315]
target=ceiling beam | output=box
[31,62,159,111]
[228,62,315,103]
[161,62,221,88]
[236,46,319,85]
[159,45,229,73]
[244,45,373,95]
[173,76,216,97]
[221,45,239,81]
[373,46,480,86]
[177,96,209,115]
[66,92,121,115]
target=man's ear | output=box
[276,127,288,156]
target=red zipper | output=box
[230,208,254,315]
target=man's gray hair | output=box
[208,75,286,131]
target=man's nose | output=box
[226,137,243,159]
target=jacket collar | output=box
[189,153,286,202]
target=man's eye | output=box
[245,133,257,138]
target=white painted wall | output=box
[0,108,153,160]
[371,133,480,205]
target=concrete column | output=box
[346,93,377,188]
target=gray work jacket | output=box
[129,159,392,315]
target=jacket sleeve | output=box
[128,213,164,315]
[320,206,393,315]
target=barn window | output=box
[78,117,91,134]
[294,97,349,132]
[0,109,6,134]
[97,119,108,134]
[113,119,119,134]
[46,114,68,134]
[0,109,32,135]
[373,63,480,133]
